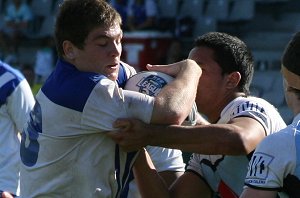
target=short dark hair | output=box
[194,32,254,95]
[282,31,300,96]
[282,32,300,77]
[54,0,122,57]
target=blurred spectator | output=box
[21,63,42,95]
[21,64,35,88]
[109,0,130,30]
[34,36,55,84]
[3,45,19,68]
[1,0,33,52]
[127,0,158,31]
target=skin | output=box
[109,47,266,155]
[107,46,267,197]
[1,192,14,198]
[63,24,123,81]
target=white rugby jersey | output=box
[186,96,286,197]
[19,59,155,198]
[0,61,35,196]
[244,113,300,198]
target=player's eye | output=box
[96,38,108,46]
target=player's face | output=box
[188,46,229,117]
[73,24,123,81]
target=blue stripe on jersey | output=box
[41,59,105,112]
[0,61,24,106]
[233,101,265,116]
[116,63,127,89]
[120,151,137,198]
[114,144,137,198]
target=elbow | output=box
[217,130,250,155]
[232,133,255,155]
[162,111,185,125]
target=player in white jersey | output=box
[0,60,35,198]
[186,96,285,197]
[241,32,300,198]
[19,1,201,197]
[108,32,287,197]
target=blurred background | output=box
[0,0,297,123]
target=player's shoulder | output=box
[229,96,279,113]
[0,61,24,81]
[120,61,137,76]
[259,124,295,154]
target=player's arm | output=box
[133,149,211,198]
[1,191,15,198]
[133,148,170,198]
[169,171,212,198]
[159,116,266,155]
[109,116,265,154]
[148,59,201,125]
[240,187,278,198]
[158,171,183,188]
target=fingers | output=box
[146,59,200,77]
[2,192,14,198]
[113,118,132,129]
[107,118,146,152]
[146,63,179,77]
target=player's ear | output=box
[63,40,76,59]
[226,71,241,89]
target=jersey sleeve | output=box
[82,78,154,131]
[224,97,286,136]
[7,79,35,133]
[244,130,296,190]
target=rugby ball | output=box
[124,71,174,97]
[125,71,197,126]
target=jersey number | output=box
[20,102,41,167]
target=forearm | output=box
[148,124,249,155]
[133,149,170,198]
[152,60,201,124]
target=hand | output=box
[107,118,150,151]
[146,59,201,77]
[1,192,14,198]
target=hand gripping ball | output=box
[125,71,197,126]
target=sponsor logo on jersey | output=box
[245,152,274,184]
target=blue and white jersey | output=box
[244,113,300,198]
[20,59,154,198]
[0,60,35,196]
[187,96,286,196]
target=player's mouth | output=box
[106,64,118,71]
[105,63,119,78]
